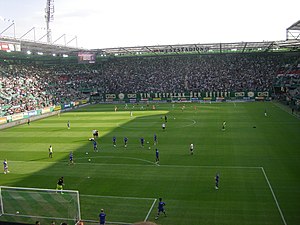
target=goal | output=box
[0,186,81,223]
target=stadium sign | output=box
[100,91,270,102]
[0,41,21,52]
[0,117,7,124]
[28,111,38,116]
[11,114,23,121]
[159,46,209,53]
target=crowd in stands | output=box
[1,52,299,116]
[273,59,300,110]
[0,64,53,115]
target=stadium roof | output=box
[286,20,300,42]
[287,20,300,31]
[1,20,299,58]
[0,36,85,56]
[0,38,299,59]
[94,41,279,56]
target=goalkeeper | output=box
[56,176,64,194]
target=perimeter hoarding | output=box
[94,91,270,102]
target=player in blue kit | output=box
[99,209,106,225]
[215,173,220,189]
[113,136,116,147]
[93,140,98,152]
[155,149,159,164]
[140,137,145,147]
[154,133,158,145]
[69,151,74,165]
[155,198,166,220]
[124,137,128,148]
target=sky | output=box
[0,0,299,49]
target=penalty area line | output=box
[144,198,157,222]
[81,194,156,201]
[82,219,131,225]
[261,167,287,225]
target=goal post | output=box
[0,186,81,223]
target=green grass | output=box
[0,102,300,225]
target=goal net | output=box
[0,186,81,223]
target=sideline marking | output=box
[272,102,300,120]
[261,167,287,225]
[7,161,288,225]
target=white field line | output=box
[10,160,262,169]
[0,185,78,194]
[3,213,71,221]
[81,194,156,201]
[144,198,157,222]
[272,102,300,120]
[261,167,287,225]
[81,194,156,224]
[82,218,131,225]
[158,165,262,169]
[118,118,196,129]
[76,156,157,165]
[6,161,286,224]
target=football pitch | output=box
[0,102,299,225]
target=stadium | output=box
[1,1,300,225]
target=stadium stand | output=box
[1,52,300,116]
[273,56,300,111]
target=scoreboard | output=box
[78,52,96,64]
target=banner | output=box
[0,117,7,124]
[42,107,51,114]
[54,105,62,111]
[101,91,270,102]
[11,114,23,121]
[28,110,38,116]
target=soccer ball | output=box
[148,147,151,149]
[16,211,19,214]
[147,141,149,144]
[88,159,91,162]
[86,152,89,155]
